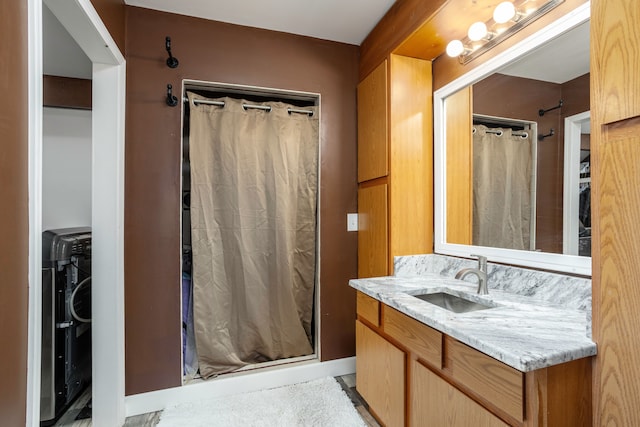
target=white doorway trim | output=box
[563,110,590,256]
[27,0,126,426]
[26,0,44,424]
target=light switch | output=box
[347,213,358,232]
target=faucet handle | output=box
[470,254,488,272]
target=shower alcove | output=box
[180,81,321,382]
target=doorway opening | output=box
[28,0,126,426]
[563,111,591,256]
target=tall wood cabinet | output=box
[592,0,640,425]
[357,55,433,277]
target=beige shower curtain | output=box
[473,125,532,250]
[187,93,318,378]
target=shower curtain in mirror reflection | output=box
[473,125,532,250]
[187,93,318,378]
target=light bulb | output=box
[468,22,488,41]
[493,1,516,24]
[446,40,464,57]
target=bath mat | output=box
[157,377,367,427]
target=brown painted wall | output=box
[473,73,589,253]
[562,73,591,118]
[44,75,92,110]
[90,0,126,54]
[0,1,29,425]
[124,6,359,395]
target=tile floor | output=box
[52,374,379,427]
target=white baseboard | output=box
[124,356,356,417]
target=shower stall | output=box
[472,114,538,251]
[180,82,320,380]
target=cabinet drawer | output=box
[357,291,380,327]
[383,305,442,368]
[445,336,524,423]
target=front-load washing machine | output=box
[41,227,92,425]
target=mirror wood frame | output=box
[434,2,591,276]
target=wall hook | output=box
[166,84,178,107]
[538,99,563,116]
[539,128,555,140]
[165,36,179,68]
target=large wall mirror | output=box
[434,4,591,275]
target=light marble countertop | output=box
[350,273,597,372]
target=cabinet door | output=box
[358,182,388,278]
[593,1,640,425]
[388,54,433,260]
[445,85,473,245]
[410,359,508,427]
[356,320,405,427]
[358,60,388,182]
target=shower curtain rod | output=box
[473,126,529,139]
[183,97,314,116]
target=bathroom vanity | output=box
[350,255,596,427]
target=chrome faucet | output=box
[454,254,489,295]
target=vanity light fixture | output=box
[493,1,518,24]
[445,0,565,64]
[467,22,489,41]
[446,40,467,57]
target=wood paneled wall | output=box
[592,0,640,424]
[0,1,29,425]
[124,6,359,395]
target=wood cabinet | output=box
[355,320,405,427]
[592,0,640,425]
[357,55,433,276]
[444,336,523,425]
[383,305,441,368]
[356,291,380,327]
[358,60,388,183]
[411,359,508,427]
[355,291,592,427]
[358,182,388,278]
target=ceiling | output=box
[43,4,92,79]
[500,20,590,84]
[45,0,395,79]
[44,0,589,86]
[124,0,396,45]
